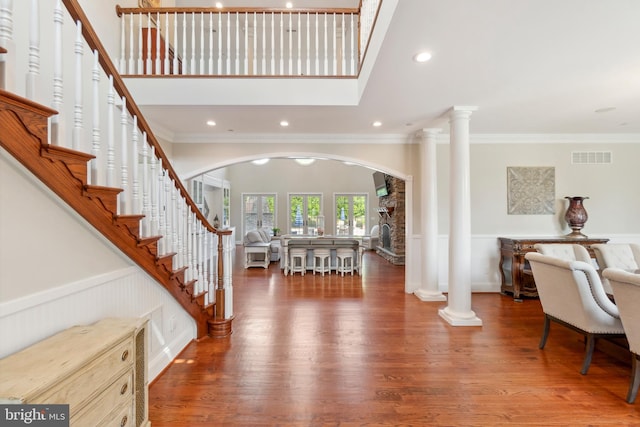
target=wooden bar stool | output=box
[313,248,331,276]
[336,248,355,276]
[289,248,307,276]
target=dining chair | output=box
[603,268,640,403]
[525,252,625,374]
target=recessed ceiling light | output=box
[295,158,315,166]
[286,2,293,8]
[206,120,216,126]
[413,51,432,63]
[215,2,223,8]
[252,158,270,165]
[280,120,289,127]
[594,107,616,113]
[372,121,382,127]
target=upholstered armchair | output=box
[534,243,592,263]
[592,243,640,271]
[362,225,379,250]
[524,252,625,374]
[603,268,640,403]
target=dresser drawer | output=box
[72,370,133,426]
[98,401,134,427]
[34,337,133,413]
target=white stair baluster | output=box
[261,12,266,75]
[26,0,38,99]
[270,12,274,75]
[243,12,248,75]
[141,131,150,237]
[279,12,283,75]
[234,12,239,74]
[199,12,204,74]
[149,146,159,238]
[118,12,125,73]
[297,13,301,75]
[163,12,169,74]
[190,13,195,74]
[350,13,355,75]
[51,0,63,146]
[181,13,187,74]
[72,20,82,151]
[106,75,115,187]
[203,229,209,303]
[225,13,230,74]
[131,116,140,215]
[153,12,160,74]
[119,96,128,215]
[323,12,327,76]
[171,183,179,257]
[332,13,336,75]
[144,13,155,74]
[315,13,319,75]
[135,13,144,74]
[157,160,166,255]
[341,14,346,75]
[208,12,213,74]
[217,12,221,74]
[172,12,178,74]
[175,196,183,268]
[128,10,134,74]
[253,12,257,75]
[306,12,310,76]
[90,50,100,185]
[288,12,292,75]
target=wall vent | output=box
[571,151,612,164]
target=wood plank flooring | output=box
[148,249,640,426]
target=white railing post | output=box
[119,96,128,214]
[173,12,178,74]
[90,50,100,185]
[155,12,161,74]
[208,12,213,74]
[128,11,134,74]
[26,0,39,99]
[142,13,148,74]
[118,12,125,73]
[51,0,64,146]
[164,12,170,74]
[190,12,195,75]
[149,147,159,238]
[106,75,115,187]
[131,116,140,215]
[141,131,150,237]
[72,20,83,151]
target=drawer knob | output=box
[121,349,129,361]
[120,383,128,395]
[120,415,128,426]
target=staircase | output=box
[0,0,232,339]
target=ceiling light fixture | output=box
[280,120,289,127]
[215,2,223,9]
[206,120,216,126]
[286,2,293,8]
[413,51,432,63]
[295,158,315,166]
[372,121,382,127]
[251,158,270,165]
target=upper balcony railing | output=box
[116,0,382,77]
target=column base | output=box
[438,306,482,326]
[414,289,447,302]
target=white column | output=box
[439,106,482,326]
[415,128,446,302]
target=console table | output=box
[498,237,609,300]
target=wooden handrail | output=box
[61,0,230,237]
[116,6,359,16]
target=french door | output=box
[289,193,322,235]
[242,193,276,235]
[335,193,367,236]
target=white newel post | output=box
[415,128,446,302]
[438,106,482,326]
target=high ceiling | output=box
[141,0,640,140]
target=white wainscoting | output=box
[406,234,640,296]
[0,266,195,381]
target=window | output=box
[242,193,276,235]
[334,193,367,236]
[289,193,322,235]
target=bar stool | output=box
[313,248,331,276]
[336,248,354,276]
[289,248,307,276]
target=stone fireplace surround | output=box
[375,175,405,265]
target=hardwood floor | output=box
[149,248,640,426]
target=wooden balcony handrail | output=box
[116,6,360,16]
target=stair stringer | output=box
[0,90,212,338]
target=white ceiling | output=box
[139,0,640,140]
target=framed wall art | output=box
[507,166,555,215]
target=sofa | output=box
[243,228,281,267]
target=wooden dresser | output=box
[0,318,149,427]
[498,237,609,300]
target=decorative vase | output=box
[564,196,589,238]
[213,214,220,228]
